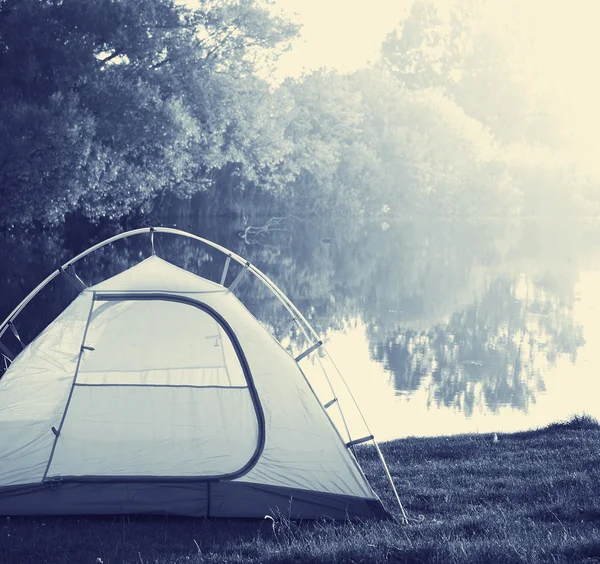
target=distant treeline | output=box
[0,0,598,226]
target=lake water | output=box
[1,216,600,441]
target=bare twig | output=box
[239,215,298,244]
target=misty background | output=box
[1,0,600,437]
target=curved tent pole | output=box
[0,226,407,520]
[0,228,154,341]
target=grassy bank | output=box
[1,416,599,564]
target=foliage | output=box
[0,0,598,227]
[351,68,517,216]
[378,0,597,218]
[381,0,565,146]
[266,66,519,218]
[542,414,599,433]
[0,0,297,225]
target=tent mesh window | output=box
[45,295,262,480]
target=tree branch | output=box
[238,215,298,244]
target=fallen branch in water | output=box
[238,215,298,244]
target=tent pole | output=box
[0,340,14,362]
[1,353,11,375]
[373,440,409,524]
[150,227,156,255]
[220,256,231,286]
[0,228,155,339]
[229,262,250,292]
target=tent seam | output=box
[41,292,96,483]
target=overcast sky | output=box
[271,0,411,78]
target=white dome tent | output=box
[0,228,406,520]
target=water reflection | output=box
[372,275,585,416]
[0,217,597,436]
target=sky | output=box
[269,0,600,172]
[270,0,412,79]
[500,1,600,167]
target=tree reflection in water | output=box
[0,216,592,419]
[372,276,585,415]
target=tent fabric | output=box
[0,256,387,518]
[0,481,388,520]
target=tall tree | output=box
[0,0,297,225]
[381,0,564,145]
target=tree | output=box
[381,0,565,145]
[0,0,297,225]
[351,67,518,217]
[275,71,367,213]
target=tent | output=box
[0,229,400,519]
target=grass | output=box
[1,415,599,564]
